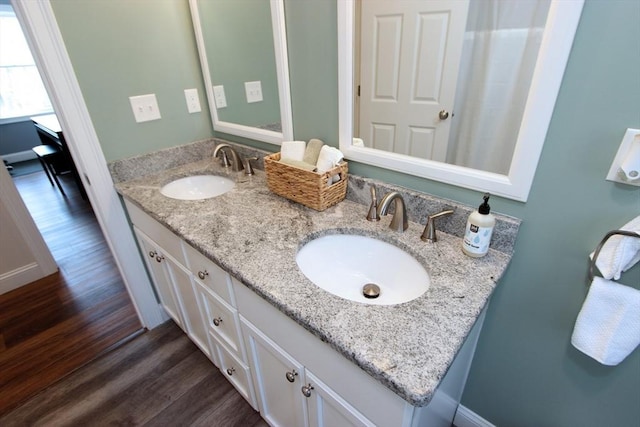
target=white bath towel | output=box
[571,277,640,365]
[594,216,640,280]
[280,140,306,162]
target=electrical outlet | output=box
[184,88,201,113]
[129,94,161,123]
[213,85,227,108]
[245,81,263,103]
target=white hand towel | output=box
[280,141,306,162]
[316,146,344,184]
[352,137,365,147]
[571,277,640,365]
[316,146,343,173]
[594,215,640,280]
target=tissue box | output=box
[264,152,348,211]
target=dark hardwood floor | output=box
[0,320,266,426]
[0,170,142,415]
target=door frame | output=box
[12,0,164,328]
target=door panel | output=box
[359,0,469,161]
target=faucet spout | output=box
[377,192,408,232]
[213,143,244,172]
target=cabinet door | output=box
[305,370,375,427]
[168,260,210,358]
[134,228,184,329]
[241,318,308,427]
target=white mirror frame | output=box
[190,0,293,145]
[338,0,584,201]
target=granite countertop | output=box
[114,147,516,407]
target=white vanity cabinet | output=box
[125,200,258,410]
[124,199,483,427]
[235,279,413,427]
[242,318,375,427]
[133,228,185,331]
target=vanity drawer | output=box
[213,334,257,410]
[196,281,245,359]
[183,243,236,307]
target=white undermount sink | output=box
[160,175,235,200]
[296,234,429,305]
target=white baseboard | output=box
[2,150,38,163]
[454,405,495,427]
[0,263,48,295]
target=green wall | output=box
[51,0,639,425]
[51,0,213,162]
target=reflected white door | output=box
[358,0,468,161]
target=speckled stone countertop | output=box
[112,139,520,407]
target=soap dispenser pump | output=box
[462,193,495,258]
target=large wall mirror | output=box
[190,0,293,145]
[338,0,584,201]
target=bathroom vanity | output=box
[113,141,519,427]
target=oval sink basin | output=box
[296,235,429,305]
[160,175,235,200]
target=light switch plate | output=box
[184,88,201,113]
[245,81,263,103]
[129,94,161,123]
[213,85,227,108]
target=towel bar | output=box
[589,229,640,282]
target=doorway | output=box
[0,3,143,415]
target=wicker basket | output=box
[264,152,348,211]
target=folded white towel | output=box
[571,277,640,365]
[316,145,344,173]
[594,216,640,280]
[316,146,344,184]
[280,141,306,162]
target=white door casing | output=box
[358,0,469,162]
[11,0,164,328]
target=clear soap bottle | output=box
[462,193,495,258]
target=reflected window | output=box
[0,5,53,120]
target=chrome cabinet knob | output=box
[439,110,450,120]
[226,367,235,376]
[212,317,223,327]
[285,370,298,383]
[198,270,209,280]
[155,254,164,263]
[148,250,156,258]
[301,384,314,398]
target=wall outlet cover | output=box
[184,88,201,114]
[213,85,227,109]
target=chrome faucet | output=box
[421,209,454,242]
[377,192,408,232]
[213,143,244,172]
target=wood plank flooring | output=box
[0,320,267,427]
[0,171,142,415]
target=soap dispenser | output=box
[462,193,495,258]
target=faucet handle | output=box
[242,157,258,175]
[366,185,380,221]
[421,209,454,242]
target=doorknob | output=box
[439,110,450,120]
